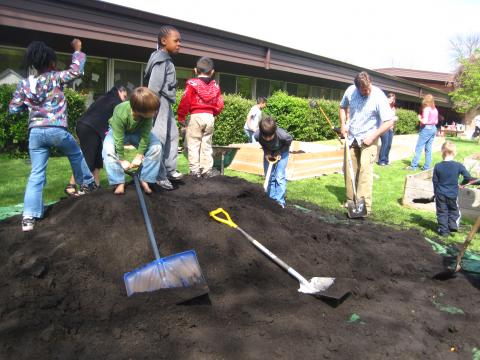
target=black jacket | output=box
[77,87,123,138]
[254,128,293,156]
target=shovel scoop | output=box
[346,198,367,219]
[107,155,208,299]
[209,208,353,303]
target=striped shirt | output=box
[340,85,394,146]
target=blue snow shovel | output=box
[109,155,208,298]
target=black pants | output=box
[435,194,460,235]
[76,122,103,171]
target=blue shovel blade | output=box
[124,250,207,297]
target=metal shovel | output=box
[309,101,366,218]
[107,155,208,299]
[344,135,367,218]
[209,208,353,302]
[433,215,480,280]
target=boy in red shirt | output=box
[177,57,224,177]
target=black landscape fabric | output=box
[0,176,479,359]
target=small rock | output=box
[39,325,55,342]
[113,328,122,339]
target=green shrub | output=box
[395,108,419,134]
[0,84,87,155]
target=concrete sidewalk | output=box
[385,134,445,164]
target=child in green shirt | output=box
[102,87,162,194]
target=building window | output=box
[310,86,320,98]
[0,47,27,84]
[113,60,142,93]
[270,80,284,95]
[286,83,298,96]
[297,84,309,98]
[256,79,270,98]
[56,53,107,101]
[219,73,236,94]
[237,76,252,99]
[176,67,194,90]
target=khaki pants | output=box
[343,139,378,213]
[186,113,215,174]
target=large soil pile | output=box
[0,176,479,359]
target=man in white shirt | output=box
[339,71,395,216]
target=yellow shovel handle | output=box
[209,208,238,228]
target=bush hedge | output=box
[0,84,87,154]
[1,84,420,154]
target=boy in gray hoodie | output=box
[145,25,183,190]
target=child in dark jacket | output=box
[433,141,473,236]
[9,39,96,232]
[177,57,224,178]
[254,117,293,207]
[66,86,128,195]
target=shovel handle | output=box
[209,208,238,228]
[454,215,480,271]
[210,209,312,287]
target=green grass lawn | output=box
[1,138,479,251]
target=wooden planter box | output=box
[463,153,480,178]
[402,168,480,220]
[458,187,480,220]
[402,169,435,211]
[227,141,344,180]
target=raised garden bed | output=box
[227,141,343,180]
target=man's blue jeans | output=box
[411,125,437,170]
[24,127,94,218]
[263,150,289,206]
[102,130,162,185]
[378,129,393,165]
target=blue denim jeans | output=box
[24,127,94,218]
[378,129,393,165]
[263,150,289,206]
[243,128,257,143]
[411,125,437,170]
[102,130,162,185]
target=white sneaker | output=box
[156,179,174,190]
[22,217,35,232]
[167,171,184,181]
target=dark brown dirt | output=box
[0,176,479,360]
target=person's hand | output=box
[265,154,280,163]
[340,125,348,138]
[120,160,131,170]
[131,154,144,168]
[71,38,82,52]
[362,134,375,146]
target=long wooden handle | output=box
[454,215,480,271]
[318,106,343,145]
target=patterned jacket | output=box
[9,51,86,129]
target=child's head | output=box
[441,141,456,159]
[157,25,181,55]
[257,97,267,109]
[387,92,396,107]
[130,87,160,119]
[259,116,277,141]
[24,41,57,74]
[195,57,215,77]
